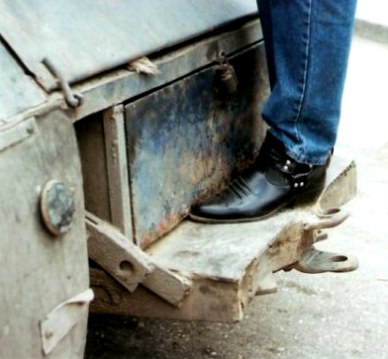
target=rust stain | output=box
[128,44,270,250]
[140,211,183,249]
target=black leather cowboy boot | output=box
[190,132,328,223]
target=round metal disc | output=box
[40,180,75,236]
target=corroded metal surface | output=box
[72,21,265,250]
[40,180,76,236]
[125,43,269,248]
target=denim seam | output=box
[290,0,313,162]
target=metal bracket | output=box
[42,57,83,108]
[86,212,192,307]
[294,247,358,274]
[293,207,358,274]
[40,289,94,355]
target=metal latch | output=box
[214,52,239,96]
[42,58,83,108]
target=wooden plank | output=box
[86,212,192,306]
[103,106,133,238]
[89,156,357,322]
[86,212,153,293]
[90,268,244,323]
[146,157,357,280]
[142,264,193,308]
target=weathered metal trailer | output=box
[0,1,357,358]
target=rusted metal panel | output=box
[0,0,258,91]
[0,42,46,122]
[73,21,264,246]
[125,43,269,248]
[0,110,90,358]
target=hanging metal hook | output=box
[42,57,83,108]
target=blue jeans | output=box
[257,0,357,165]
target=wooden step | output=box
[89,156,357,322]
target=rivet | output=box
[294,183,299,188]
[300,182,305,187]
[286,160,292,165]
[283,165,289,171]
[26,124,35,135]
[40,180,75,236]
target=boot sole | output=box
[189,183,324,224]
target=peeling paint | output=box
[126,44,269,248]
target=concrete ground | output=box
[85,6,388,359]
